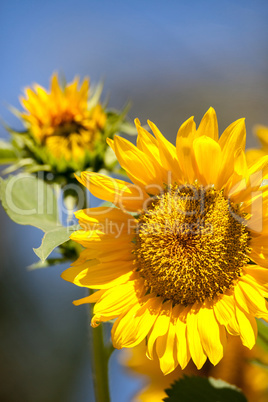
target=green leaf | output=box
[257,319,268,352]
[0,140,18,163]
[33,225,78,262]
[0,173,58,231]
[0,174,78,262]
[163,376,247,402]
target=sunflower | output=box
[62,107,268,374]
[20,73,107,162]
[121,338,268,402]
[246,125,268,167]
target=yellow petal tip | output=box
[134,118,141,127]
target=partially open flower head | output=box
[20,74,106,162]
[62,108,268,374]
[246,125,268,167]
[6,73,132,176]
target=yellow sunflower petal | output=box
[227,156,268,206]
[242,267,268,301]
[197,303,226,365]
[235,305,257,349]
[223,148,248,197]
[155,315,178,375]
[33,84,49,105]
[239,184,268,214]
[135,119,174,187]
[112,296,162,349]
[192,136,222,186]
[146,301,172,360]
[76,172,149,212]
[213,293,240,336]
[50,73,63,104]
[61,259,97,285]
[248,155,268,182]
[250,232,268,251]
[74,243,132,263]
[176,116,197,183]
[78,261,134,289]
[135,119,161,163]
[236,279,268,318]
[147,120,182,183]
[218,118,246,151]
[70,229,133,250]
[249,249,268,268]
[196,107,218,141]
[174,305,191,370]
[73,289,105,306]
[78,77,89,98]
[92,278,145,326]
[186,304,207,369]
[109,135,164,192]
[74,207,136,234]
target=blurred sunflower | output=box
[3,73,134,175]
[246,126,268,167]
[20,73,106,162]
[62,108,268,374]
[121,338,268,402]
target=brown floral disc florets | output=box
[135,183,251,306]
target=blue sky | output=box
[1,0,268,136]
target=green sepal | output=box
[0,140,18,163]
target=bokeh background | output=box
[1,1,268,401]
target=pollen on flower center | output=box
[135,183,251,305]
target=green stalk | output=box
[78,186,111,401]
[89,294,111,402]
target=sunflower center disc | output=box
[53,120,86,137]
[135,184,251,305]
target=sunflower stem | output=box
[89,295,111,402]
[81,186,110,401]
